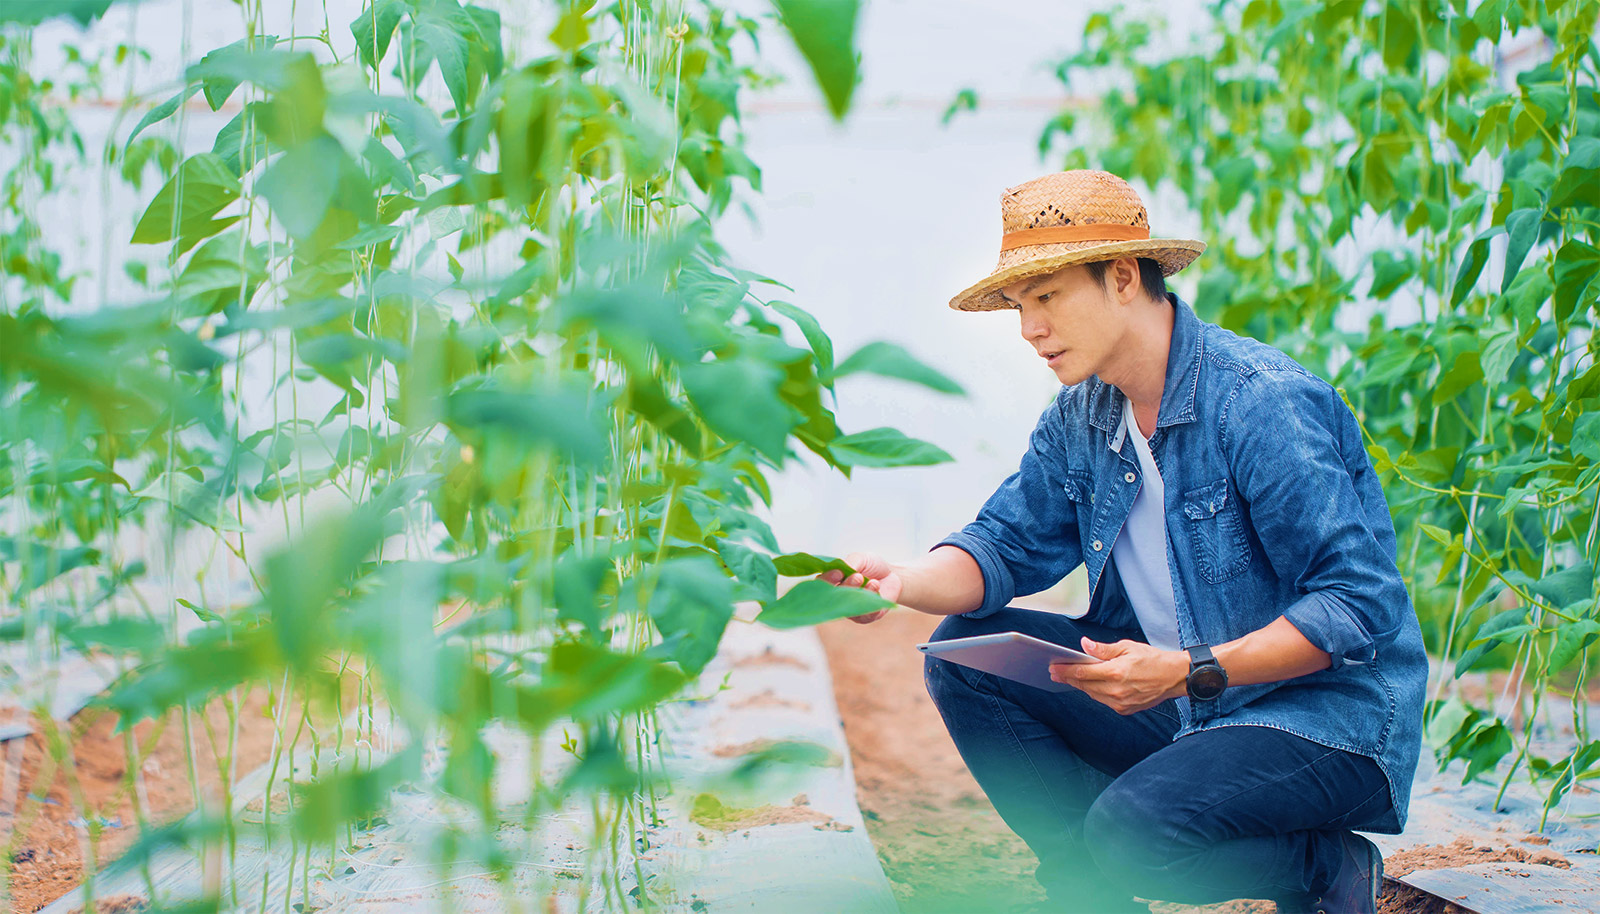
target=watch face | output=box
[1189,668,1226,701]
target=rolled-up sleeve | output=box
[1223,370,1409,669]
[934,392,1086,619]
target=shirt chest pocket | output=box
[1181,479,1250,583]
[1061,471,1098,551]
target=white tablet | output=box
[917,631,1100,693]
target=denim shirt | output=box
[938,295,1426,834]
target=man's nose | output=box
[1019,308,1047,342]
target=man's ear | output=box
[1112,257,1141,304]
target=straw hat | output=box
[949,170,1205,311]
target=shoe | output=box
[1311,832,1382,914]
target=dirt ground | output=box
[816,610,1572,914]
[3,688,282,913]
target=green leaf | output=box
[413,0,477,112]
[96,631,275,726]
[293,745,422,844]
[211,108,272,177]
[941,88,979,126]
[717,540,778,603]
[1461,718,1512,783]
[1417,523,1453,546]
[755,579,891,629]
[265,506,388,674]
[534,641,688,724]
[1481,330,1519,387]
[832,341,965,395]
[351,0,406,70]
[62,617,166,656]
[1455,605,1530,677]
[771,0,863,121]
[771,551,857,577]
[549,5,591,51]
[1450,227,1502,306]
[177,598,223,624]
[0,0,116,27]
[126,85,201,151]
[259,136,344,238]
[130,153,241,245]
[1432,350,1482,406]
[681,358,798,461]
[769,300,835,382]
[1501,208,1542,294]
[3,540,102,596]
[253,52,327,147]
[647,557,736,675]
[828,427,953,468]
[192,36,280,110]
[446,384,609,466]
[1533,563,1594,611]
[1550,620,1600,672]
[1471,0,1507,43]
[552,553,610,632]
[1554,240,1600,324]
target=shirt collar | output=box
[1087,294,1204,441]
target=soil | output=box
[816,610,1573,914]
[688,793,832,832]
[5,688,281,913]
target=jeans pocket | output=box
[1182,479,1250,583]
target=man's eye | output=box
[1037,292,1053,304]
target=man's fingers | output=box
[844,573,865,588]
[1059,660,1120,682]
[820,570,843,585]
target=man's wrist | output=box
[1166,650,1190,700]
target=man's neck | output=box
[1103,299,1174,438]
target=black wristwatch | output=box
[1186,644,1228,702]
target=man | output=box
[822,170,1425,914]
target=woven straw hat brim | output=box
[949,237,1206,312]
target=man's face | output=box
[999,264,1124,387]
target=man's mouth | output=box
[1042,349,1065,365]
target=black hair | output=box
[1084,257,1168,303]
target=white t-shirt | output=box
[1113,394,1181,651]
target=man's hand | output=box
[818,552,903,624]
[1049,638,1189,715]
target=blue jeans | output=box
[923,608,1393,909]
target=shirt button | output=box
[1124,471,1136,483]
[1092,539,1103,551]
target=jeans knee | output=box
[1085,781,1188,884]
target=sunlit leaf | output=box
[755,579,891,629]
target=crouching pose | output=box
[825,171,1425,914]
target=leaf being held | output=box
[771,551,856,577]
[755,579,891,630]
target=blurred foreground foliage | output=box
[1047,0,1600,816]
[0,0,956,907]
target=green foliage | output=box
[1046,0,1599,805]
[1,1,954,905]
